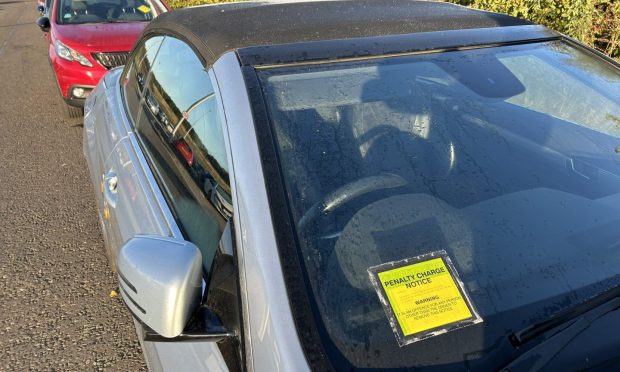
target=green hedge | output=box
[451,0,619,60]
[167,0,238,11]
[168,0,619,61]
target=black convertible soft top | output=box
[144,0,555,66]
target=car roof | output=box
[145,0,557,67]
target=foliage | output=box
[168,0,239,10]
[452,0,620,60]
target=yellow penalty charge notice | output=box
[368,251,482,346]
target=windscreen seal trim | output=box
[238,25,559,67]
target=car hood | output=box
[54,22,146,51]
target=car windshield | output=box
[256,41,620,369]
[56,0,164,24]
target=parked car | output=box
[83,0,620,370]
[36,0,168,118]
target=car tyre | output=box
[67,104,83,118]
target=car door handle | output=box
[103,172,118,209]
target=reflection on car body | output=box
[83,1,620,371]
[171,93,233,220]
[145,85,232,220]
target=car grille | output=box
[92,52,130,70]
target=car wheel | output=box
[67,104,83,118]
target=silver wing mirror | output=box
[117,236,203,338]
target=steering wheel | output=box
[298,173,407,229]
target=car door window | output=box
[133,36,231,276]
[172,92,232,219]
[123,35,164,125]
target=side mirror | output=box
[36,5,45,14]
[36,16,50,32]
[117,236,203,338]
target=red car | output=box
[36,0,168,117]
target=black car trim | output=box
[119,283,146,314]
[118,271,137,294]
[63,96,85,108]
[561,36,620,71]
[238,25,559,67]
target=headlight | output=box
[54,40,93,67]
[55,40,72,60]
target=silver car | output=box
[83,0,620,370]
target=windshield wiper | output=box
[502,285,620,371]
[510,285,620,345]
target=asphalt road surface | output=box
[0,1,147,370]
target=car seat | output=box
[274,106,365,215]
[320,193,473,347]
[352,91,456,185]
[70,0,101,22]
[118,0,149,20]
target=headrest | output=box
[71,0,87,11]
